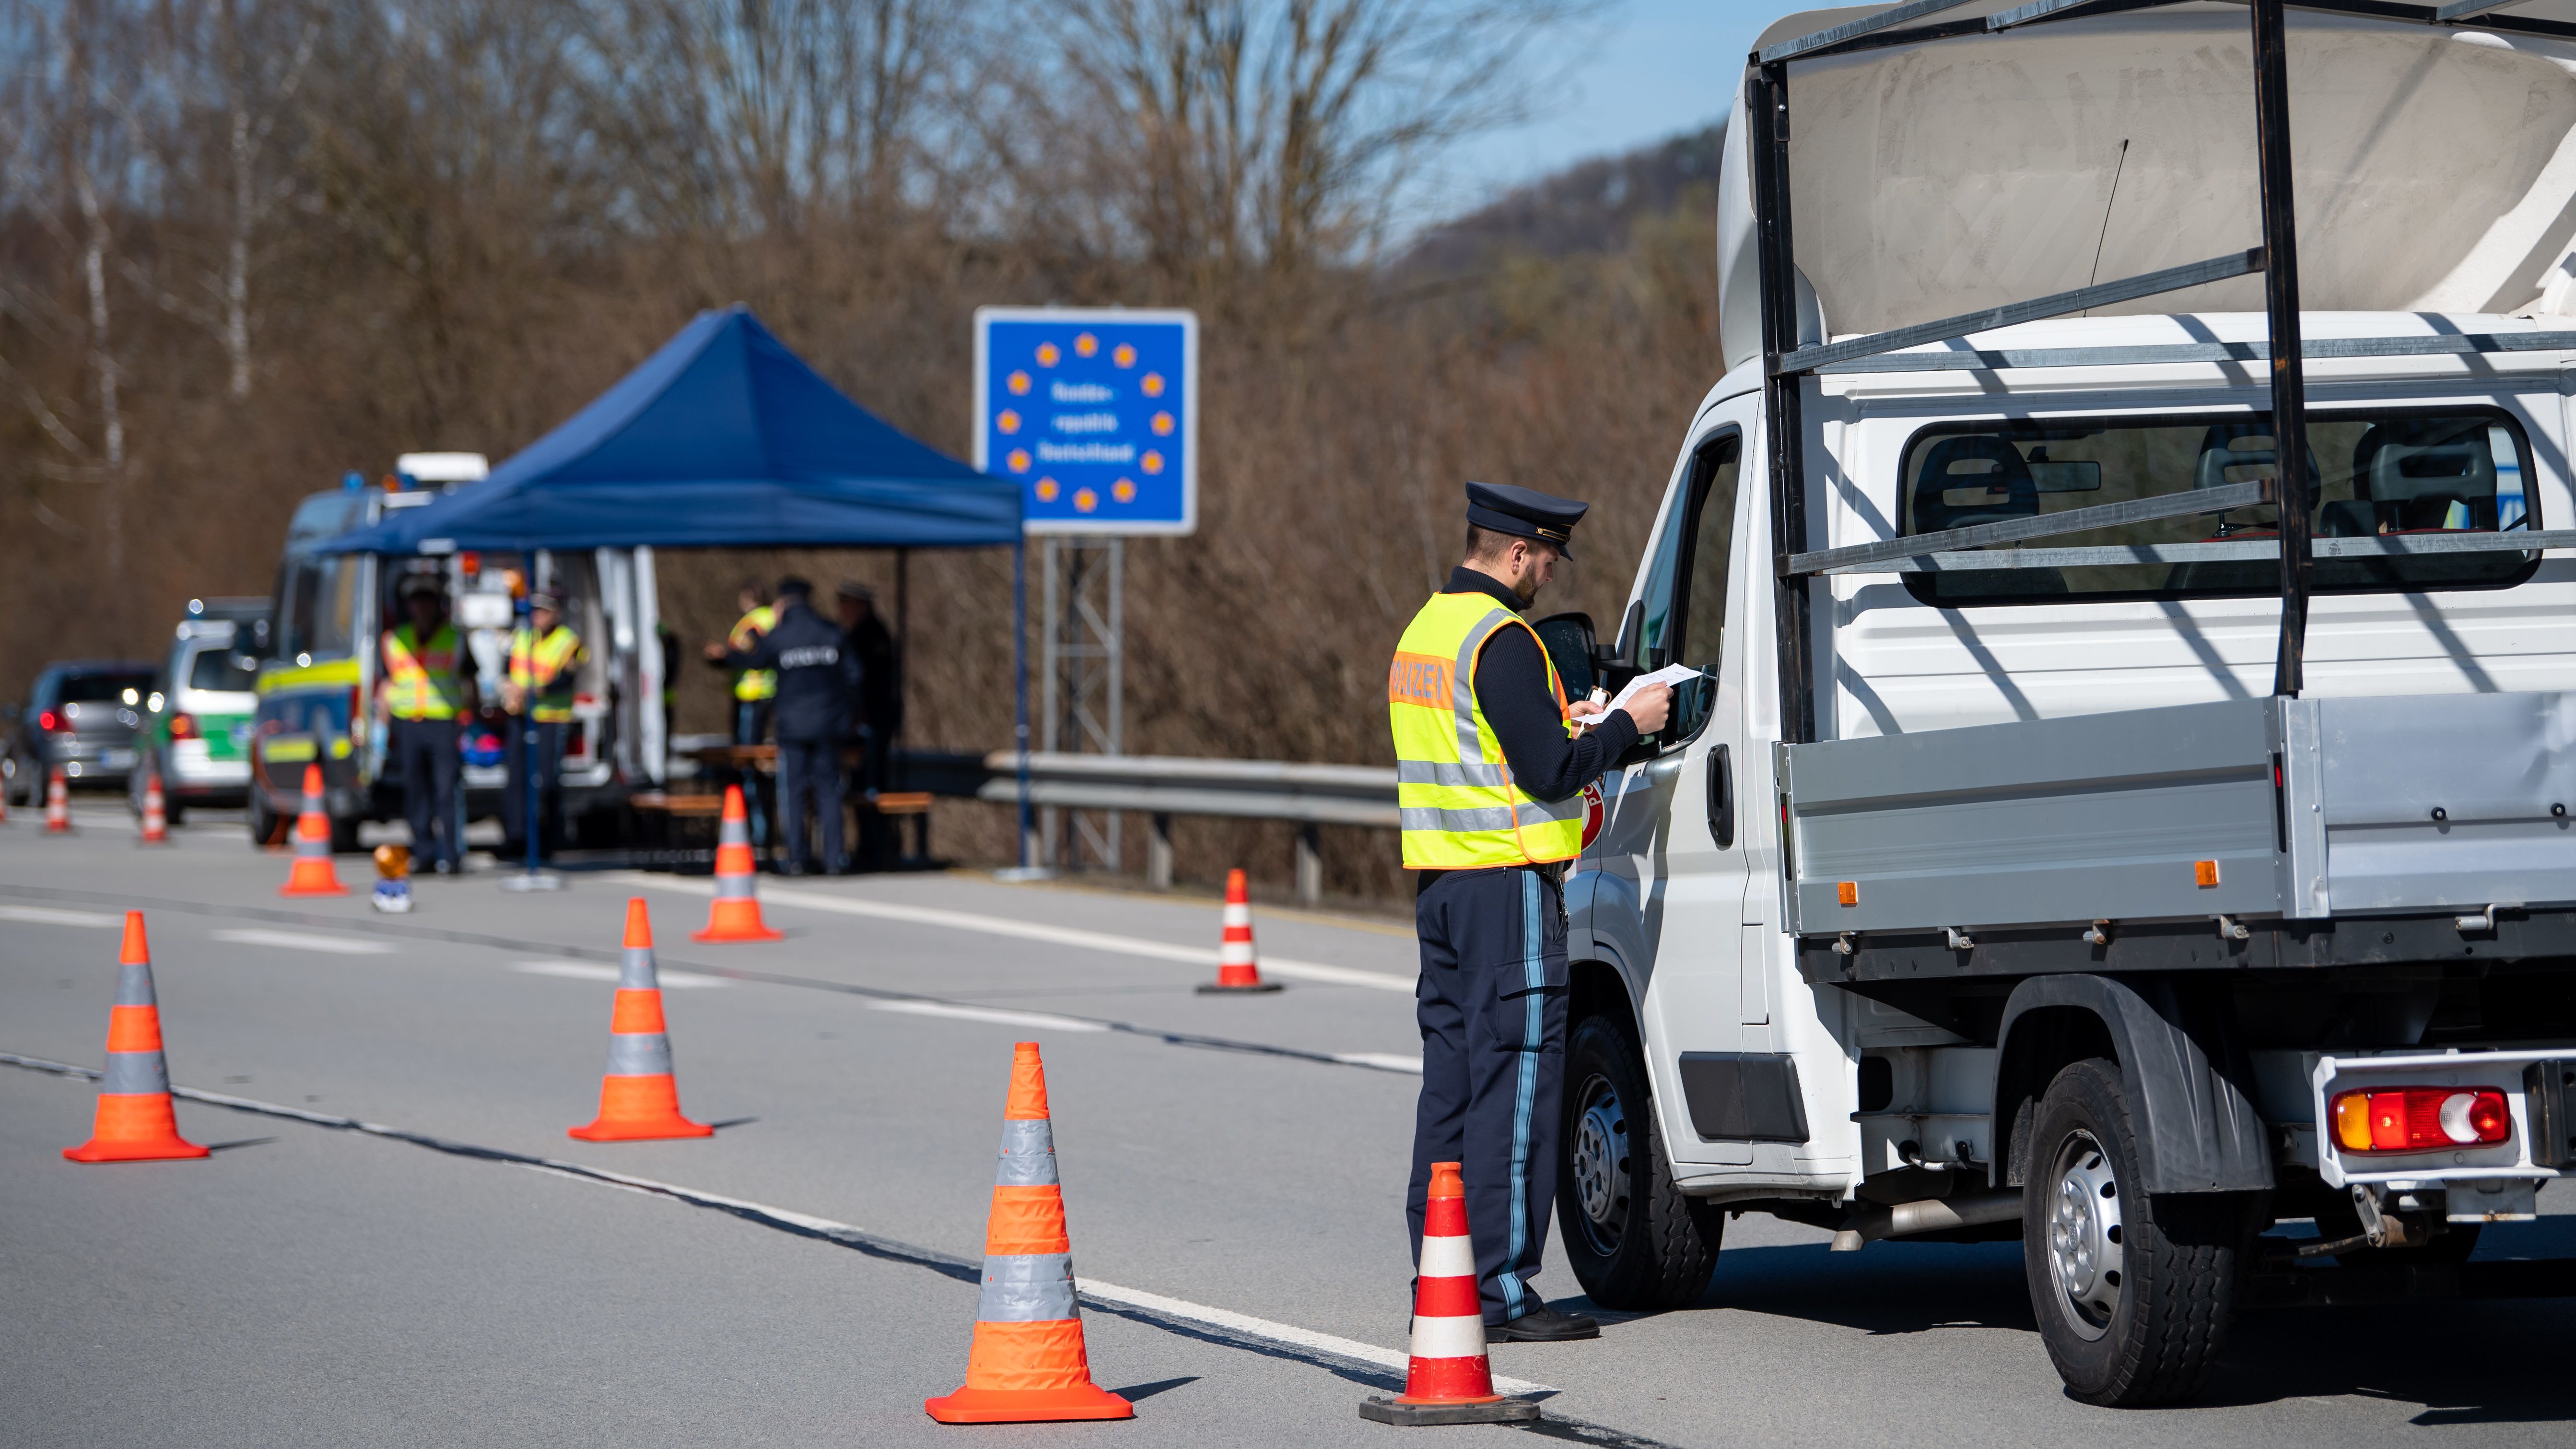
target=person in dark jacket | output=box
[704,577,859,875]
[835,580,900,866]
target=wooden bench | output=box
[856,790,935,866]
[630,790,729,867]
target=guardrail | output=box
[978,751,1398,902]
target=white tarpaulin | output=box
[1716,2,2576,373]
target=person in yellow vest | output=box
[503,591,586,860]
[723,583,778,745]
[377,575,477,874]
[1388,482,1671,1344]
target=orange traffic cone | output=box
[570,898,715,1141]
[1359,1161,1540,1425]
[45,766,71,833]
[139,768,169,845]
[692,785,781,942]
[279,765,346,896]
[1198,867,1283,993]
[64,913,210,1163]
[925,1043,1133,1425]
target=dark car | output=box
[4,660,162,805]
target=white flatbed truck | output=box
[1546,0,2576,1404]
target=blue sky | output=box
[1405,0,1782,226]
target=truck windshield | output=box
[1897,408,2536,605]
[278,554,359,660]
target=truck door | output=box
[1601,406,1759,1167]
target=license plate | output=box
[100,749,134,769]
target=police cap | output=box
[1465,481,1588,558]
[527,590,561,613]
[397,574,443,602]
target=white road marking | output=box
[512,960,726,989]
[0,1048,1547,1397]
[609,873,1414,992]
[210,928,395,956]
[870,999,1111,1032]
[1329,1052,1425,1074]
[0,904,120,927]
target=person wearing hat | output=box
[1388,481,1674,1343]
[502,590,586,859]
[377,573,476,874]
[704,577,861,875]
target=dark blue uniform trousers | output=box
[1407,865,1568,1325]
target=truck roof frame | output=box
[1748,0,2564,740]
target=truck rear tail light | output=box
[2330,1086,2511,1153]
[168,713,197,740]
[36,709,58,732]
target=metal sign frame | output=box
[972,306,1200,538]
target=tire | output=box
[1557,1013,1724,1310]
[328,813,363,854]
[2024,1058,2245,1406]
[248,786,288,847]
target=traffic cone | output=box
[139,768,169,845]
[925,1042,1133,1425]
[1197,867,1283,993]
[569,897,715,1141]
[278,764,346,896]
[692,785,782,942]
[45,766,71,833]
[64,913,209,1163]
[1358,1161,1540,1425]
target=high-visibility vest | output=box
[508,625,585,723]
[1387,591,1585,870]
[381,624,465,721]
[729,605,777,701]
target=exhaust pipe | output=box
[1830,1190,2022,1251]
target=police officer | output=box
[503,591,585,859]
[377,575,476,874]
[722,583,779,744]
[1389,482,1672,1342]
[705,577,859,876]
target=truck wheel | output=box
[2024,1058,2242,1406]
[248,788,288,847]
[1556,1013,1723,1310]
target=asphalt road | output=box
[4,803,2573,1447]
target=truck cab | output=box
[1557,1,2576,1406]
[243,455,667,846]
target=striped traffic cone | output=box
[569,898,714,1141]
[1359,1161,1540,1425]
[64,912,209,1163]
[925,1042,1133,1425]
[692,785,782,942]
[278,765,346,896]
[139,768,169,845]
[1197,867,1283,993]
[45,766,71,833]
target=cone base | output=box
[1195,979,1284,994]
[280,874,348,896]
[1359,1396,1539,1425]
[692,921,783,942]
[63,1136,211,1163]
[924,1384,1135,1424]
[568,1115,716,1141]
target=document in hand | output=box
[1575,663,1705,730]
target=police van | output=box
[1544,3,2576,1405]
[240,454,667,846]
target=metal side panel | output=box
[1787,698,2282,932]
[2318,691,2576,912]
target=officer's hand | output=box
[1622,682,1674,735]
[701,642,729,663]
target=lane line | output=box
[870,999,1110,1032]
[605,872,1416,993]
[0,904,121,928]
[211,928,396,956]
[0,883,1424,1078]
[512,960,726,989]
[0,1048,1552,1401]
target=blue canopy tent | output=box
[320,305,1035,863]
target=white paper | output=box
[1575,663,1704,730]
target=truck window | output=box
[278,555,358,660]
[1628,434,1742,739]
[1897,408,2538,606]
[187,647,257,693]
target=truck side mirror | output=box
[1533,612,1597,701]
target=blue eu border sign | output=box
[974,306,1197,537]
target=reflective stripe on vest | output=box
[381,624,464,720]
[508,626,583,723]
[1387,591,1585,870]
[730,605,777,701]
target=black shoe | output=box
[777,862,808,877]
[1485,1306,1599,1343]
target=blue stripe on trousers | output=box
[1496,869,1544,1319]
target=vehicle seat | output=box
[1912,436,2039,534]
[2354,424,2495,532]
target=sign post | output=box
[975,307,1198,873]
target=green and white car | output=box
[132,608,264,821]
